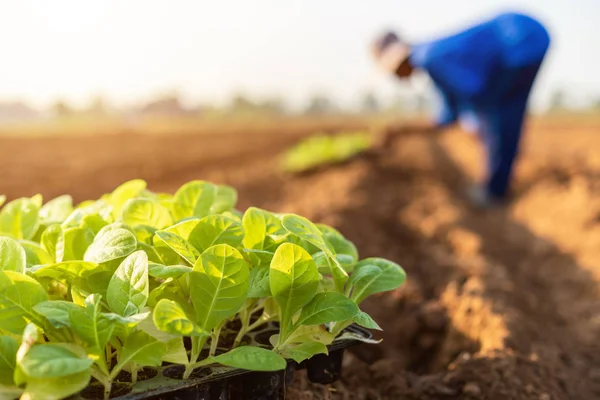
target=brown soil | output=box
[162,365,211,380]
[80,383,131,399]
[2,118,600,400]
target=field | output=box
[1,115,600,399]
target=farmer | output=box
[372,12,550,207]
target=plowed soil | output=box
[2,118,600,400]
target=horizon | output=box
[0,0,599,112]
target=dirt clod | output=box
[463,382,482,397]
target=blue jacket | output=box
[410,12,550,198]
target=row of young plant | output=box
[0,180,405,400]
[281,131,372,173]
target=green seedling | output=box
[0,179,405,400]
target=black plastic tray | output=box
[76,324,371,400]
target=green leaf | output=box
[69,286,89,307]
[0,195,5,208]
[353,311,382,331]
[148,279,191,316]
[154,231,200,265]
[188,215,244,252]
[63,200,113,229]
[137,315,188,365]
[33,301,80,329]
[103,311,149,327]
[103,312,149,338]
[153,246,179,266]
[114,330,165,374]
[148,263,192,279]
[242,207,286,255]
[83,224,137,264]
[318,225,359,272]
[61,226,94,261]
[20,344,92,378]
[153,299,209,337]
[282,215,325,250]
[282,214,348,291]
[269,243,319,336]
[0,236,26,273]
[279,341,328,364]
[211,185,238,213]
[107,179,147,217]
[137,242,162,263]
[133,225,157,245]
[80,214,108,235]
[283,325,334,345]
[84,270,112,299]
[121,198,173,229]
[211,347,286,371]
[156,193,174,209]
[40,224,64,263]
[172,180,217,221]
[349,258,406,304]
[334,331,382,344]
[19,241,53,269]
[147,277,173,307]
[31,261,98,281]
[39,195,73,224]
[190,244,250,330]
[0,197,40,240]
[0,271,48,335]
[107,250,149,316]
[248,265,271,298]
[222,210,242,223]
[0,385,23,400]
[0,336,18,386]
[295,292,359,327]
[154,218,201,244]
[68,294,115,357]
[20,370,90,400]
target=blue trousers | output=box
[476,62,542,198]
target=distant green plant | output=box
[0,179,405,400]
[282,132,372,172]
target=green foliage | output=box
[211,346,286,371]
[0,236,26,273]
[282,132,371,173]
[0,180,406,399]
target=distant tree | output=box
[0,101,40,122]
[258,97,286,116]
[549,89,566,111]
[304,94,336,116]
[51,100,72,118]
[386,93,407,114]
[140,93,184,115]
[360,92,379,114]
[229,94,256,115]
[88,95,108,116]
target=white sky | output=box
[0,0,598,110]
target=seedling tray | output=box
[74,324,372,400]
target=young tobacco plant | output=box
[0,179,405,400]
[282,132,372,173]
